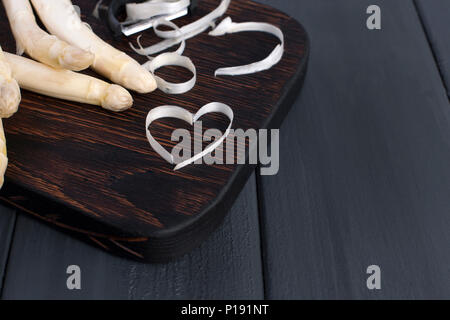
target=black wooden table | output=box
[1,0,450,299]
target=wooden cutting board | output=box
[0,0,309,262]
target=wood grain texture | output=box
[2,174,264,300]
[258,0,450,299]
[0,206,15,297]
[415,0,450,98]
[0,0,309,261]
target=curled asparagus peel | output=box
[0,47,21,118]
[5,52,133,112]
[3,0,94,71]
[31,0,157,94]
[0,119,8,188]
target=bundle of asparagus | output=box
[31,0,157,94]
[2,0,143,108]
[0,0,156,186]
[3,0,94,71]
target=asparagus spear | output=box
[3,0,94,71]
[5,52,133,112]
[0,119,8,188]
[0,47,21,118]
[0,47,20,188]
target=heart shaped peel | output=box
[146,102,234,171]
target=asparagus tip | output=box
[0,80,21,118]
[102,85,133,112]
[122,63,157,94]
[60,46,95,72]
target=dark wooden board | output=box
[2,175,264,300]
[258,0,450,299]
[0,0,309,262]
[415,0,450,99]
[0,206,15,297]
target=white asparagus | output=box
[0,119,8,188]
[0,47,21,118]
[5,52,133,112]
[3,0,94,71]
[31,0,157,94]
[0,47,21,188]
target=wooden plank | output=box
[0,205,15,297]
[415,0,450,98]
[258,0,450,299]
[0,0,308,261]
[2,174,263,299]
